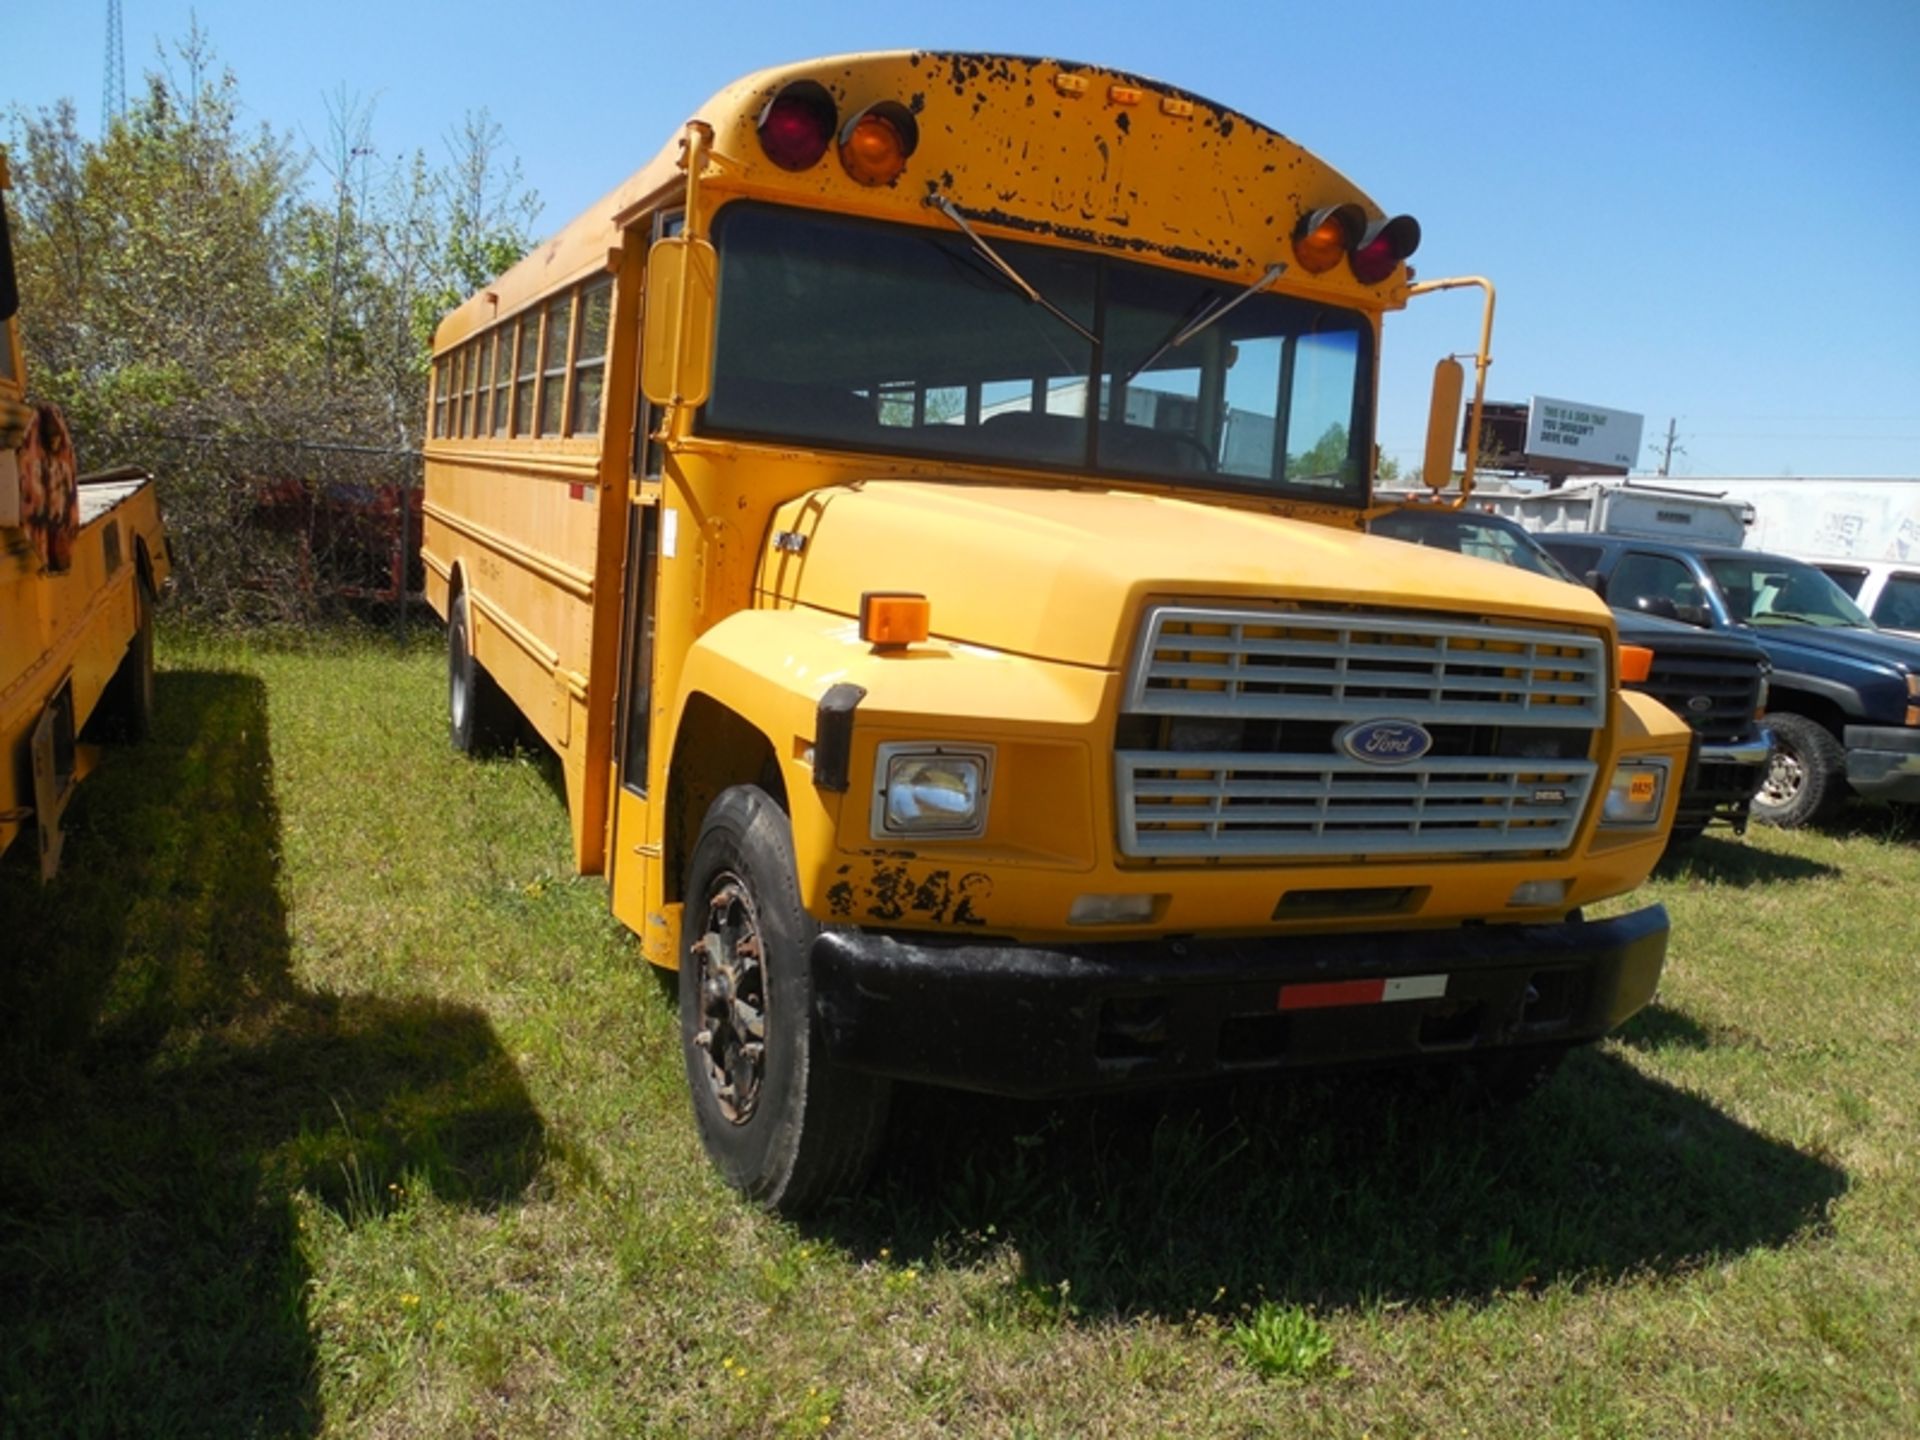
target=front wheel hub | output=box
[689,876,769,1124]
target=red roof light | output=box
[757,82,837,171]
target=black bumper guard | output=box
[810,905,1669,1098]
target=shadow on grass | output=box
[822,1045,1845,1322]
[0,670,546,1438]
[1655,832,1841,885]
[1614,1001,1714,1052]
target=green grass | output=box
[3,628,1918,1437]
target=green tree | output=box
[8,24,540,620]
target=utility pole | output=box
[102,0,127,133]
[1653,416,1685,477]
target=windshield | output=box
[703,202,1374,505]
[1707,555,1873,627]
[1368,508,1580,583]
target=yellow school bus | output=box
[422,52,1688,1212]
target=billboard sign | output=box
[1524,396,1644,475]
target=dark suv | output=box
[1538,535,1920,827]
[1369,506,1771,839]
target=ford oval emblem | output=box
[1337,718,1434,766]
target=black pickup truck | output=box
[1370,507,1771,839]
[1537,535,1920,827]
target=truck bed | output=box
[2,469,169,871]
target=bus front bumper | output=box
[809,906,1669,1099]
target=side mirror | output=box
[1584,570,1608,601]
[1634,595,1680,621]
[640,234,717,409]
[1675,604,1712,629]
[1421,357,1464,491]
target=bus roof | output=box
[435,51,1399,351]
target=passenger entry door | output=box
[607,491,662,950]
[607,213,678,961]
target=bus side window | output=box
[570,279,612,436]
[491,321,513,436]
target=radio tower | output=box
[102,0,127,132]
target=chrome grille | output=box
[1118,752,1596,858]
[1127,607,1606,728]
[1117,604,1608,862]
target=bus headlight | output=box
[872,743,993,839]
[1600,759,1669,828]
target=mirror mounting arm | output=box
[1407,276,1497,504]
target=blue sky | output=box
[12,0,1920,477]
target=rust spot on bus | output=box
[829,859,993,926]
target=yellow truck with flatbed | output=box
[1,150,169,878]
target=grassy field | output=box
[3,630,1917,1438]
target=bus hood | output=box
[759,481,1616,670]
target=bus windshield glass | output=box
[703,203,1374,505]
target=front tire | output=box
[1753,713,1845,828]
[681,785,890,1214]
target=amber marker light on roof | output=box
[837,103,919,187]
[1619,645,1655,684]
[1291,204,1365,275]
[860,592,931,648]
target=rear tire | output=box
[1753,714,1845,828]
[681,785,890,1215]
[447,587,515,754]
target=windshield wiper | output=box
[926,194,1097,346]
[1123,261,1288,382]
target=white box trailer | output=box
[1641,477,1920,564]
[1469,480,1752,548]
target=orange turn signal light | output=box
[1291,204,1365,275]
[838,103,919,186]
[1619,644,1655,684]
[860,591,931,648]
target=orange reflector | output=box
[1160,96,1194,118]
[1619,644,1655,683]
[860,592,931,647]
[1054,73,1089,96]
[1108,84,1143,105]
[1629,772,1658,804]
